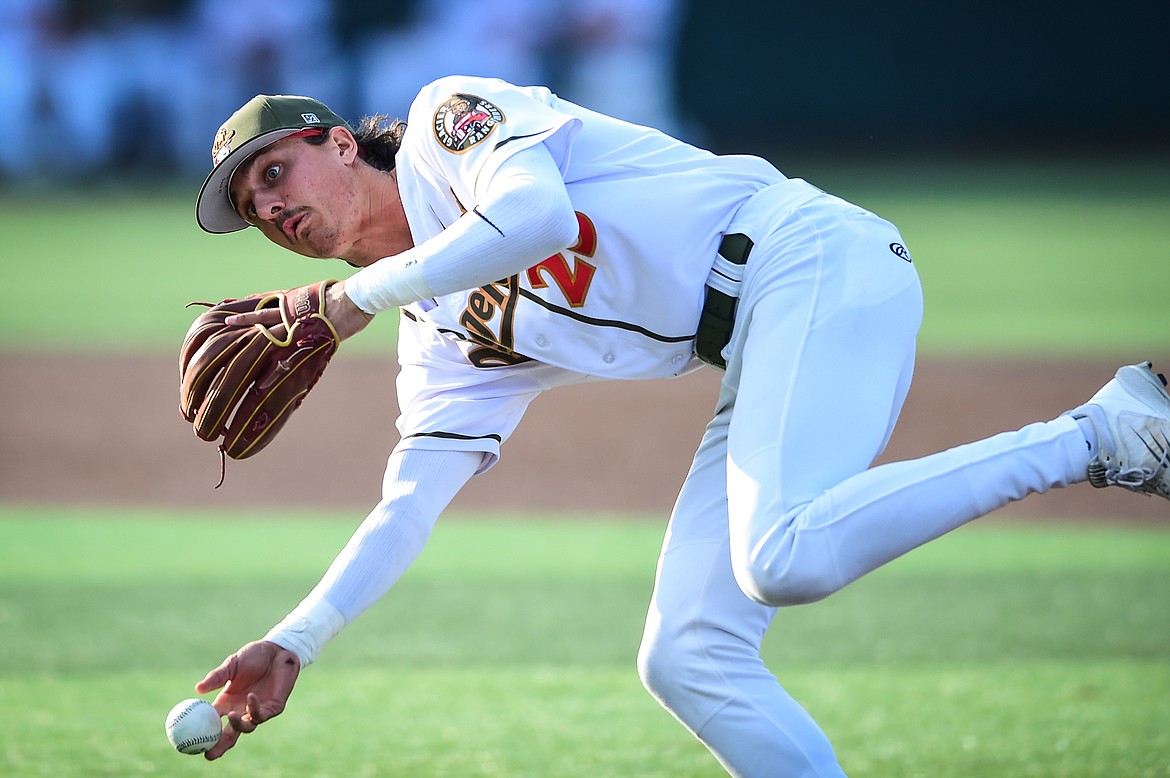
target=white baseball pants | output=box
[638,185,1090,776]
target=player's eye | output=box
[264,164,281,182]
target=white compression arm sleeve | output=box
[344,144,580,313]
[263,448,482,665]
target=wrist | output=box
[262,596,346,667]
[325,280,375,340]
[345,250,433,313]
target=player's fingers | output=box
[226,708,259,735]
[223,706,253,730]
[245,690,287,727]
[217,692,267,734]
[203,725,240,761]
[245,691,265,724]
[194,655,235,694]
[225,309,282,328]
[209,688,239,719]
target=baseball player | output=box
[190,76,1170,776]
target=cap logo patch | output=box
[302,112,321,124]
[433,94,503,153]
[211,128,235,165]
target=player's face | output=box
[229,128,363,260]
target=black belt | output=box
[695,233,753,369]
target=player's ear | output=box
[329,126,360,164]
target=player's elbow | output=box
[549,199,581,252]
[484,144,579,254]
[515,174,579,252]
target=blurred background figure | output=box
[351,0,556,120]
[39,0,189,179]
[0,0,691,179]
[0,0,59,180]
[172,0,344,174]
[0,1,1163,184]
[548,0,686,136]
[351,0,688,138]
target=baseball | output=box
[164,698,222,755]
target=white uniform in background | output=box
[266,76,1096,777]
[553,0,687,135]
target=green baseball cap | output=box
[196,94,351,234]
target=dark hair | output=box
[354,115,407,172]
[302,115,406,173]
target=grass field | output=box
[1,507,1168,777]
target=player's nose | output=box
[252,190,285,222]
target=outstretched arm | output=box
[194,448,482,759]
[225,142,577,329]
[342,142,579,313]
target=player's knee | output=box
[733,544,842,607]
[637,627,710,718]
[637,632,679,705]
[639,612,774,733]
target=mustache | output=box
[277,207,308,236]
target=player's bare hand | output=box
[194,640,301,760]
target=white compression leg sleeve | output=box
[265,448,482,664]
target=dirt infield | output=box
[0,353,1165,522]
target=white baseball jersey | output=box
[267,76,1101,778]
[389,75,791,469]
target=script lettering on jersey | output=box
[458,211,599,367]
[460,276,529,368]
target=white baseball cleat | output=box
[1068,361,1170,501]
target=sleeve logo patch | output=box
[433,94,504,153]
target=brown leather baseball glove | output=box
[179,280,341,473]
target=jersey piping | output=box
[515,287,696,343]
[404,430,504,444]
